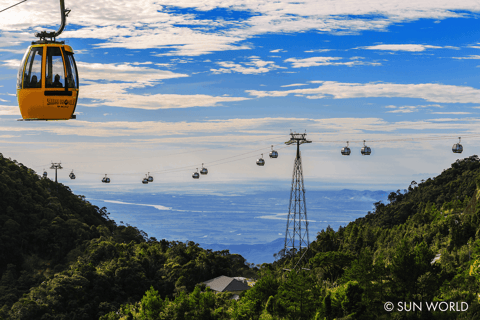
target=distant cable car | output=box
[16,0,79,120]
[200,163,208,175]
[361,140,371,156]
[269,145,278,158]
[256,154,265,166]
[341,141,351,156]
[142,174,148,184]
[43,169,47,178]
[102,174,110,183]
[147,172,154,182]
[69,170,75,179]
[452,137,463,154]
[192,168,200,179]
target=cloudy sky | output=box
[1,0,480,191]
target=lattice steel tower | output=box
[50,161,63,183]
[284,132,311,257]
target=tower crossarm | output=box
[285,132,312,145]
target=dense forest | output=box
[1,153,480,319]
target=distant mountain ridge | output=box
[199,238,285,265]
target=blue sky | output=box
[1,0,480,192]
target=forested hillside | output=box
[2,153,480,319]
[0,154,253,319]
[102,155,480,320]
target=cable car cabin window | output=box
[17,49,30,89]
[23,47,43,89]
[64,53,78,89]
[46,47,65,88]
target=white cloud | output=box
[210,57,284,74]
[386,106,418,113]
[0,135,20,138]
[430,112,472,114]
[0,105,20,116]
[0,48,26,54]
[305,49,332,53]
[281,83,308,88]
[155,63,173,67]
[444,46,460,50]
[420,104,444,108]
[0,31,31,47]
[246,81,480,104]
[1,59,21,69]
[452,55,480,60]
[360,44,445,52]
[69,24,252,56]
[76,61,189,84]
[284,56,380,68]
[385,104,444,112]
[77,62,188,87]
[81,84,250,110]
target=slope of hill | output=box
[0,154,254,319]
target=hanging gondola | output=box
[192,168,200,179]
[147,172,154,182]
[452,137,463,154]
[256,154,265,166]
[142,174,148,184]
[69,170,75,179]
[43,169,47,178]
[16,0,79,120]
[361,140,371,156]
[102,174,110,183]
[269,145,278,159]
[200,163,208,175]
[341,141,351,156]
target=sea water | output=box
[68,184,389,264]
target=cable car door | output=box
[43,45,78,119]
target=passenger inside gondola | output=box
[66,74,75,88]
[52,74,63,88]
[29,75,39,88]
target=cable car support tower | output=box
[284,132,311,261]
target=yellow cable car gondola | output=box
[16,0,79,120]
